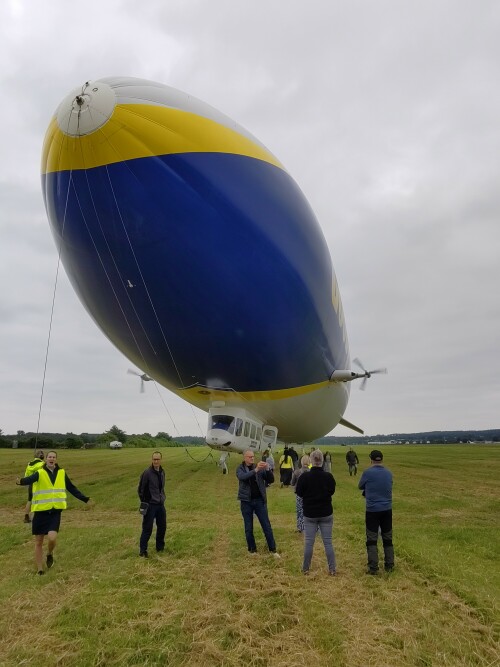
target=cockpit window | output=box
[211,415,235,433]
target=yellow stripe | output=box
[177,380,330,409]
[42,104,283,174]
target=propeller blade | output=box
[353,358,387,389]
[127,368,141,377]
[140,378,145,393]
[352,357,366,372]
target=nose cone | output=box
[56,81,116,137]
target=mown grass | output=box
[0,445,498,666]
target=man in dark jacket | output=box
[138,451,166,557]
[236,450,279,557]
[346,448,359,476]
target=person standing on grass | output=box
[346,448,359,476]
[358,449,394,575]
[295,449,337,575]
[278,447,294,487]
[236,450,280,557]
[291,454,311,533]
[138,451,166,557]
[16,450,92,575]
[22,449,45,523]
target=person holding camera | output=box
[236,450,279,557]
[137,451,166,557]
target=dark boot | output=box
[367,543,379,573]
[383,545,395,571]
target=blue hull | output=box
[43,151,348,393]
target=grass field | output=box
[0,445,499,667]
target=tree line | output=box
[0,426,204,450]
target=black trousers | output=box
[365,509,394,571]
[139,503,166,553]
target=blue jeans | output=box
[240,498,276,552]
[303,515,336,573]
[139,503,166,553]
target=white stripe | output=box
[32,497,66,505]
[33,488,66,495]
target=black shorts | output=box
[32,510,62,535]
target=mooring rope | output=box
[184,447,214,463]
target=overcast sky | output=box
[1,0,499,439]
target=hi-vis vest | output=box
[31,468,67,511]
[279,455,293,469]
[25,458,44,477]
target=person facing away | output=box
[291,454,311,533]
[278,447,294,487]
[138,451,166,558]
[345,448,359,476]
[295,449,337,575]
[265,450,275,472]
[23,450,45,523]
[236,449,280,557]
[16,450,92,574]
[358,449,394,574]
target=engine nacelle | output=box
[330,370,357,382]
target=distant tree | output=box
[127,435,153,448]
[22,436,55,450]
[155,432,172,441]
[17,430,25,437]
[106,425,127,443]
[64,436,84,449]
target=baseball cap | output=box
[370,450,383,462]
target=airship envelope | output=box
[41,77,351,442]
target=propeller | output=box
[352,358,387,391]
[127,368,153,393]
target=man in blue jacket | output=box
[358,450,394,574]
[236,450,279,557]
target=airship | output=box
[41,77,384,456]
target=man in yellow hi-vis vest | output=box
[16,450,93,575]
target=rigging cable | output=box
[35,108,76,455]
[73,101,203,437]
[184,447,214,463]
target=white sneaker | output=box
[272,552,281,559]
